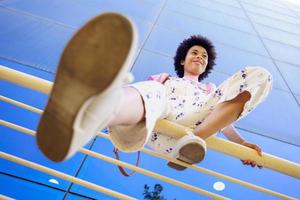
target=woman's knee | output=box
[236,91,251,103]
[245,66,273,83]
[118,87,145,124]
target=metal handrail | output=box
[1,65,299,179]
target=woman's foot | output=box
[37,13,137,162]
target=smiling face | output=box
[181,45,208,78]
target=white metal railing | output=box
[0,65,298,200]
[0,120,229,200]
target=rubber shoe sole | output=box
[37,13,136,162]
[167,142,205,170]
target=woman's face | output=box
[181,45,208,77]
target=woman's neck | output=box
[183,74,199,82]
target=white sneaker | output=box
[167,132,207,170]
[37,13,137,162]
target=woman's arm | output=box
[222,124,245,144]
[222,124,263,168]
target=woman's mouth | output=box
[193,60,203,65]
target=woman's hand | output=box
[222,124,263,169]
[240,141,263,169]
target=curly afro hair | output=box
[174,35,217,82]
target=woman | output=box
[37,13,272,170]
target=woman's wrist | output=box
[237,139,246,145]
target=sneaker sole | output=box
[37,13,135,162]
[167,143,205,170]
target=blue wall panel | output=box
[263,38,300,67]
[255,23,300,48]
[1,0,299,199]
[156,12,269,56]
[250,13,300,35]
[0,173,65,200]
[242,0,296,16]
[165,0,255,34]
[276,61,300,95]
[0,8,73,73]
[64,193,94,200]
[184,0,246,18]
[243,3,300,25]
[236,88,300,145]
[213,42,289,91]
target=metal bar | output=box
[0,65,299,179]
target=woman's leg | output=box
[193,66,272,139]
[108,87,145,127]
[109,81,168,152]
[194,91,251,139]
